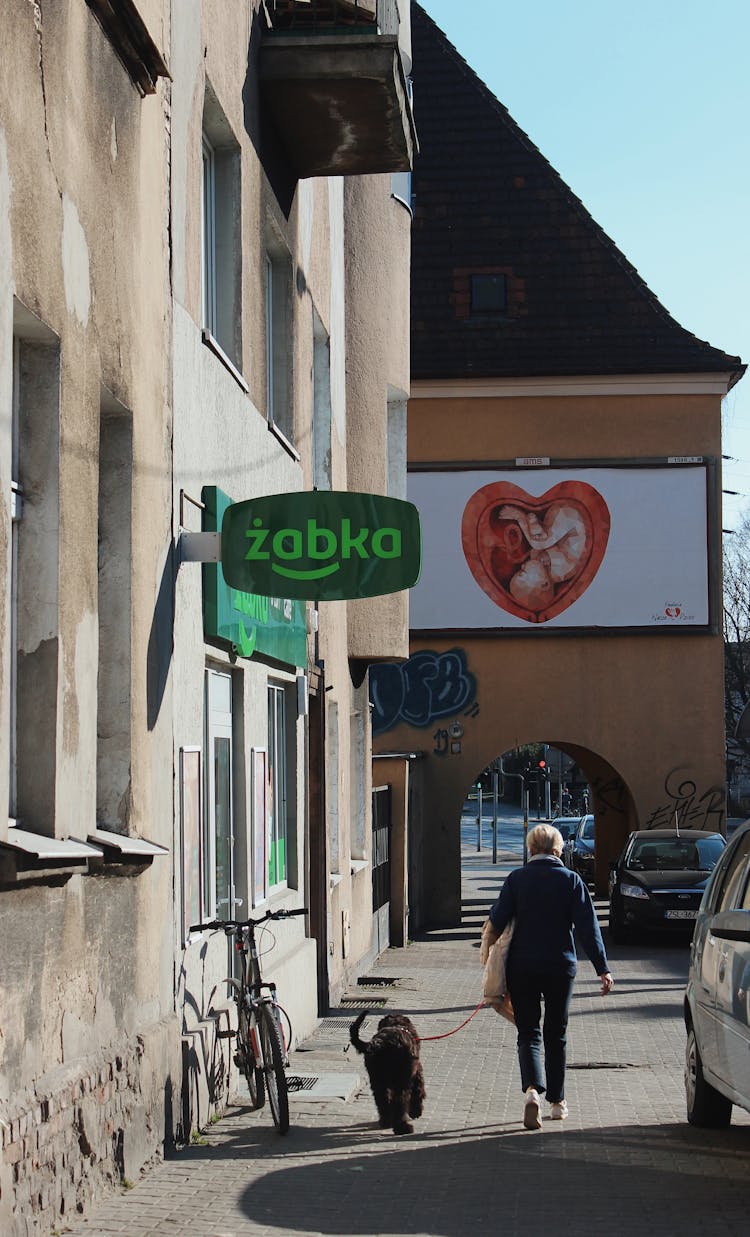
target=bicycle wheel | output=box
[259,1003,289,1134]
[238,1002,265,1111]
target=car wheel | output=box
[608,903,630,945]
[685,1025,732,1128]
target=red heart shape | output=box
[462,481,611,623]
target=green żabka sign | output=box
[221,491,422,601]
[203,487,307,665]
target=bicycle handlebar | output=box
[189,907,308,934]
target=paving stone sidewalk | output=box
[67,850,750,1237]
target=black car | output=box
[551,816,580,844]
[563,814,595,882]
[608,829,726,944]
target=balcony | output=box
[260,0,416,179]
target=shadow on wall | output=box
[147,542,175,731]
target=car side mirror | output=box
[710,909,750,943]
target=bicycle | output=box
[190,906,307,1135]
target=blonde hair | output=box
[527,823,564,857]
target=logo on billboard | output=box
[461,481,610,623]
[221,491,421,600]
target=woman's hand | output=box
[599,971,614,995]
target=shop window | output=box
[268,682,291,889]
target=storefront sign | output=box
[202,487,307,665]
[221,491,422,601]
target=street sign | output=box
[221,491,422,601]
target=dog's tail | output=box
[349,1009,371,1054]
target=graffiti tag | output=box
[644,769,725,832]
[370,649,477,736]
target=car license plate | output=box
[665,909,697,920]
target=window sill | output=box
[0,823,168,887]
[329,872,343,890]
[350,859,369,875]
[267,419,301,462]
[201,330,249,394]
[0,826,103,887]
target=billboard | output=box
[408,464,713,632]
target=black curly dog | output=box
[349,1010,426,1135]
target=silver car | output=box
[684,819,750,1126]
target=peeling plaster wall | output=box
[0,1,177,1231]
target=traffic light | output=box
[538,759,548,779]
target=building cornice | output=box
[410,373,736,400]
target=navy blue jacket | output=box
[489,856,609,978]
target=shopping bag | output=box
[481,919,515,1025]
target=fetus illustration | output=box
[461,481,610,623]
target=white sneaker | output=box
[523,1087,542,1130]
[549,1100,568,1120]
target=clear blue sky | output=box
[418,1,750,530]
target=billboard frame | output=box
[407,456,720,638]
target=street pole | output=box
[523,790,529,864]
[492,767,499,864]
[477,784,483,852]
[544,743,551,819]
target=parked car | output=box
[563,814,595,882]
[608,829,725,944]
[551,816,580,844]
[684,819,750,1126]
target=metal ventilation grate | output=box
[287,1075,319,1091]
[357,976,400,987]
[339,997,388,1008]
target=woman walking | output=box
[482,823,614,1129]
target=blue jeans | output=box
[507,967,574,1104]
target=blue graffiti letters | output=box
[370,649,478,736]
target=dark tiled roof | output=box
[410,4,744,384]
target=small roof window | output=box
[470,273,507,314]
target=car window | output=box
[628,837,723,871]
[715,832,750,912]
[580,817,594,840]
[741,869,750,912]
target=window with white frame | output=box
[201,83,242,373]
[201,135,217,337]
[268,682,290,888]
[312,310,332,491]
[265,245,294,445]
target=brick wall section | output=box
[410,3,743,382]
[0,1027,178,1237]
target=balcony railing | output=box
[267,0,400,38]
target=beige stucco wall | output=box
[377,386,727,926]
[170,0,413,1078]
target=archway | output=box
[408,736,638,931]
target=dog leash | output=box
[417,1000,486,1042]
